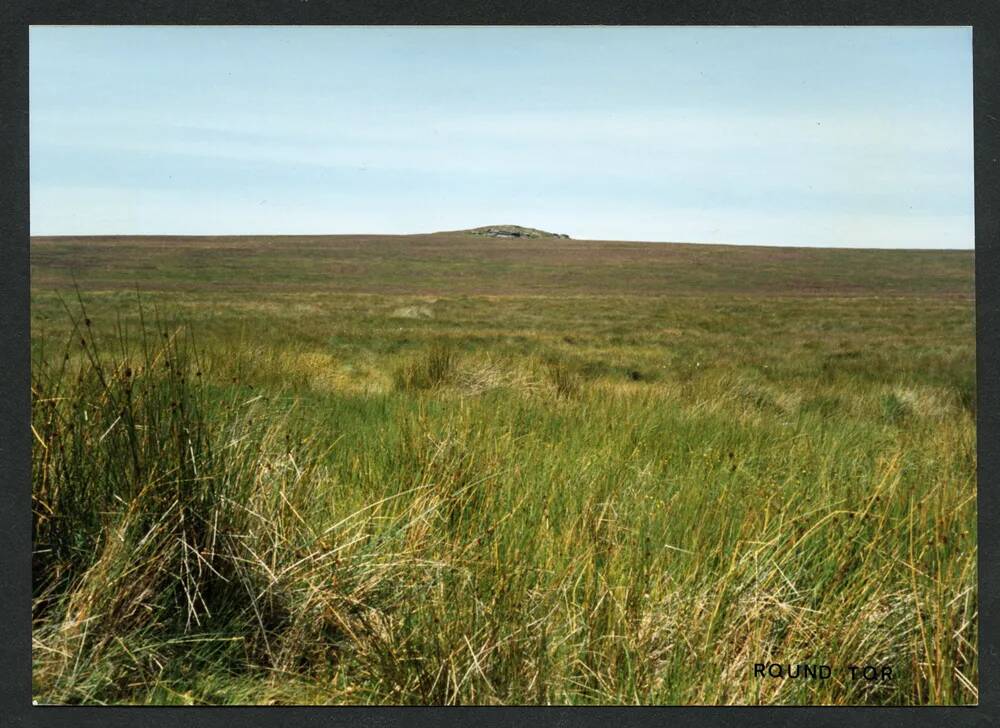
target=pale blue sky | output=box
[30,26,973,248]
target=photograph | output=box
[28,25,976,706]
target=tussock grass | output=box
[545,359,582,399]
[31,301,409,703]
[31,289,976,705]
[393,343,458,392]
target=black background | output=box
[1,2,997,726]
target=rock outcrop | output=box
[464,225,570,240]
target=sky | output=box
[30,26,973,248]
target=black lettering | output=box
[754,664,765,677]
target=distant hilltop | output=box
[460,225,571,240]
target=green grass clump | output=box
[393,343,457,391]
[881,392,912,425]
[545,359,582,399]
[31,302,406,703]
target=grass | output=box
[30,234,976,705]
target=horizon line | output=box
[27,230,975,252]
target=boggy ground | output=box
[30,234,976,705]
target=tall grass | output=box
[31,301,410,703]
[393,343,457,391]
[31,299,977,705]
